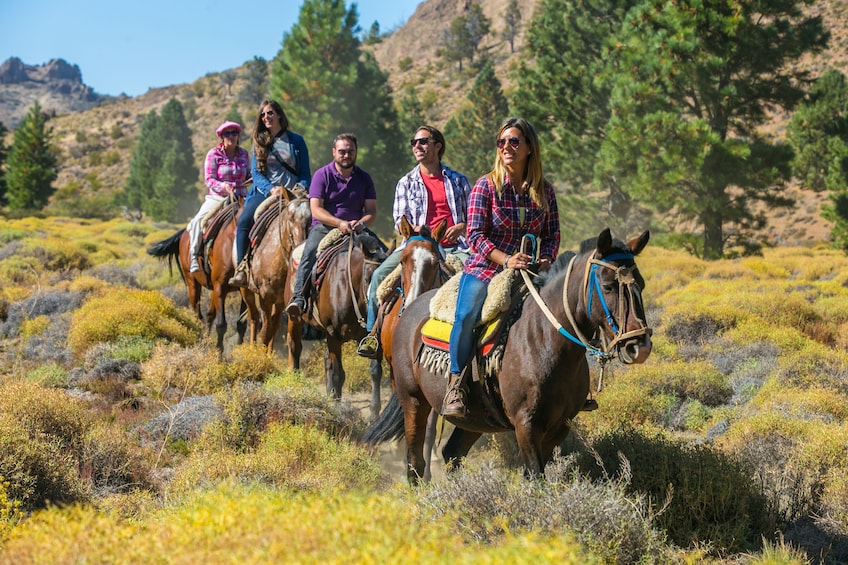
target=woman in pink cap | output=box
[187,120,250,272]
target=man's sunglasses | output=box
[496,137,522,149]
[410,137,433,147]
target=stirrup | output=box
[356,335,380,359]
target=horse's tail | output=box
[147,228,185,279]
[361,390,405,445]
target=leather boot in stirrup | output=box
[442,373,467,417]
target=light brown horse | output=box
[239,187,312,358]
[364,228,653,482]
[147,197,246,350]
[286,231,388,419]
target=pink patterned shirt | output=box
[204,145,250,197]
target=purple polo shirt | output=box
[309,162,377,227]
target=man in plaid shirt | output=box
[357,125,472,358]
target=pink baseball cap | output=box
[216,121,243,137]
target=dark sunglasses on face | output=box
[222,130,239,137]
[496,136,522,149]
[410,137,433,147]
[336,149,356,156]
[260,110,276,118]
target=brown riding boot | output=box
[228,260,249,288]
[442,373,467,417]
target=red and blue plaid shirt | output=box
[464,174,560,283]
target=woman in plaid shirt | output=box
[443,117,560,417]
[187,121,250,273]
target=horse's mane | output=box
[537,235,634,287]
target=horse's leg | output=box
[286,319,303,371]
[240,289,260,344]
[369,358,382,421]
[211,284,228,352]
[325,336,344,400]
[403,395,434,484]
[262,303,282,354]
[442,427,483,472]
[514,423,545,478]
[236,299,247,344]
[422,408,438,482]
[187,277,203,322]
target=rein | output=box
[346,234,367,328]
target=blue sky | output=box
[0,0,421,97]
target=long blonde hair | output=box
[488,117,548,212]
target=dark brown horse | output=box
[363,228,653,482]
[287,231,388,419]
[239,187,311,359]
[147,197,246,350]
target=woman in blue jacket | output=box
[230,99,311,287]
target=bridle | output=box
[397,234,443,315]
[520,243,651,381]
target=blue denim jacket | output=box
[250,130,311,196]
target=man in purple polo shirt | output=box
[285,132,378,317]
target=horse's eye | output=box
[602,283,615,293]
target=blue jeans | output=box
[234,189,267,264]
[365,249,401,332]
[449,272,487,375]
[291,223,331,301]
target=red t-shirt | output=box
[422,172,455,246]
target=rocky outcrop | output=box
[0,57,110,129]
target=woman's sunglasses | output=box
[222,130,239,137]
[496,137,522,149]
[260,110,276,118]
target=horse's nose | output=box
[619,334,652,364]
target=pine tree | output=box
[120,99,196,222]
[269,0,405,235]
[788,69,848,251]
[501,0,522,53]
[443,60,508,182]
[238,57,268,107]
[514,0,828,258]
[396,86,427,142]
[5,102,58,211]
[0,121,7,205]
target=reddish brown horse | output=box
[147,197,246,350]
[364,228,653,482]
[379,216,449,381]
[239,187,311,358]
[286,231,388,419]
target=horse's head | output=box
[357,232,389,263]
[583,228,652,364]
[283,189,312,248]
[398,216,446,305]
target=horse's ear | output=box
[388,238,397,254]
[399,216,414,239]
[432,219,447,243]
[628,230,650,256]
[596,228,613,255]
[280,187,293,204]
